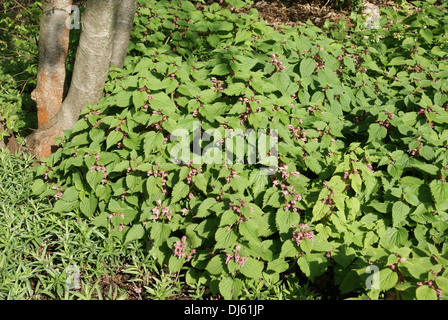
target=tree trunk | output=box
[110,0,138,69]
[31,0,73,129]
[27,0,138,160]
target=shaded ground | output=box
[202,0,402,28]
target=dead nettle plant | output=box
[32,0,448,300]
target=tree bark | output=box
[31,0,73,129]
[27,0,123,160]
[110,0,138,69]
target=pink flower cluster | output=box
[51,184,63,200]
[226,199,252,231]
[152,198,172,221]
[108,212,124,220]
[277,164,300,180]
[272,179,302,212]
[150,110,167,131]
[322,181,338,212]
[407,138,424,157]
[84,109,102,126]
[237,96,262,125]
[185,167,199,184]
[267,54,286,72]
[292,223,314,247]
[211,77,224,92]
[378,118,392,131]
[147,167,168,195]
[418,107,436,128]
[288,124,307,142]
[416,279,443,298]
[90,164,108,184]
[173,236,195,261]
[225,244,247,267]
[222,164,239,183]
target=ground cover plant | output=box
[0,1,42,143]
[13,0,448,300]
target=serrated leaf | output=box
[378,268,398,291]
[80,196,98,217]
[196,198,217,218]
[240,257,264,279]
[297,253,328,281]
[132,90,147,109]
[351,173,362,194]
[144,131,164,156]
[300,58,315,77]
[170,181,189,204]
[211,63,229,76]
[106,130,123,149]
[392,201,410,227]
[312,201,330,223]
[168,254,184,273]
[276,209,300,233]
[52,200,77,213]
[125,224,145,243]
[219,277,243,300]
[416,285,437,300]
[215,227,238,249]
[206,254,226,275]
[151,222,171,245]
[367,123,387,143]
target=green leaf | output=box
[367,123,387,143]
[125,224,145,243]
[312,201,330,223]
[31,179,47,196]
[170,181,189,204]
[280,239,300,258]
[133,90,147,109]
[351,173,362,194]
[392,201,410,227]
[151,222,171,245]
[300,58,315,77]
[215,227,238,249]
[416,285,437,300]
[219,276,243,300]
[144,131,164,156]
[340,271,360,294]
[240,257,264,279]
[271,72,291,93]
[304,156,322,174]
[196,198,217,218]
[86,170,104,189]
[430,180,448,207]
[378,268,398,291]
[297,253,328,281]
[52,200,77,213]
[420,28,433,44]
[276,209,300,233]
[211,64,229,76]
[168,254,184,273]
[192,174,208,194]
[223,82,246,96]
[206,254,226,275]
[382,227,408,247]
[300,238,313,254]
[80,196,98,217]
[106,130,123,149]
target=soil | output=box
[203,0,402,28]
